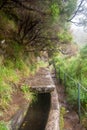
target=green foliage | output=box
[53,45,87,108]
[0,40,47,110]
[59,107,66,130]
[29,64,37,73]
[50,3,60,20]
[0,0,78,121]
[54,50,87,127]
[21,85,29,93]
[0,64,19,108]
[0,65,19,82]
[80,45,87,58]
[64,0,77,17]
[0,11,16,33]
[21,85,37,102]
[58,31,72,43]
[11,41,23,57]
[37,60,48,68]
[66,87,78,105]
[15,59,26,70]
[0,121,8,130]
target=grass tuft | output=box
[21,85,37,102]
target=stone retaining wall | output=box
[45,88,60,130]
[8,88,60,130]
[8,104,29,130]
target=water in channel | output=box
[19,93,51,130]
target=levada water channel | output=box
[18,93,51,130]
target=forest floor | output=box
[53,76,86,130]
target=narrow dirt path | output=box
[52,75,86,130]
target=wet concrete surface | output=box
[19,93,51,130]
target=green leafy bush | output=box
[53,45,87,108]
[0,82,12,108]
[64,0,77,17]
[58,31,72,44]
[50,3,60,20]
[0,121,8,130]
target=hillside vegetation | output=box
[0,0,77,129]
[53,44,87,128]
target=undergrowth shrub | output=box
[53,46,87,113]
[59,107,66,130]
[0,41,40,110]
[0,82,12,109]
[0,121,8,130]
[21,85,37,103]
[58,31,72,44]
[50,2,60,20]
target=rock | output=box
[1,39,5,44]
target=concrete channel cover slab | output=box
[27,67,55,93]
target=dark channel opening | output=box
[19,93,51,130]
